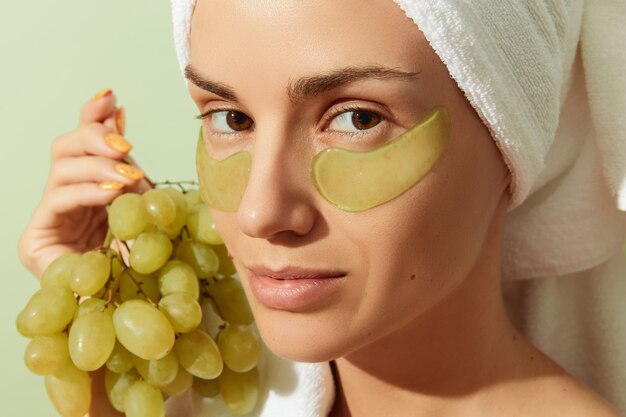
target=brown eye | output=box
[225,111,253,131]
[209,110,254,133]
[329,109,382,132]
[351,111,381,130]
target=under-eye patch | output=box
[196,130,252,212]
[310,106,450,211]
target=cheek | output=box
[208,210,240,251]
[330,194,470,341]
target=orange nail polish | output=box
[92,89,113,101]
[98,181,125,191]
[115,163,144,180]
[104,133,133,153]
[115,106,126,135]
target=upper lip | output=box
[246,264,347,280]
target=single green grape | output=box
[104,368,140,413]
[108,193,149,240]
[106,341,135,373]
[192,376,220,398]
[217,324,261,373]
[207,277,254,325]
[199,297,225,339]
[158,292,203,333]
[68,310,116,371]
[175,329,223,380]
[44,362,91,417]
[161,366,193,397]
[70,251,111,296]
[16,286,77,337]
[24,333,71,376]
[40,253,80,289]
[113,300,175,360]
[133,350,179,387]
[130,231,173,274]
[212,244,237,277]
[158,260,199,299]
[219,366,260,415]
[124,380,166,417]
[175,239,219,279]
[141,188,176,226]
[158,188,189,238]
[187,204,224,245]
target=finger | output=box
[127,178,153,194]
[120,155,155,193]
[38,183,125,224]
[79,89,117,127]
[103,106,126,136]
[52,123,133,161]
[48,156,144,188]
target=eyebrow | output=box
[184,64,420,103]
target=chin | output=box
[252,308,357,363]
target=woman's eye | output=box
[210,110,253,133]
[328,110,382,132]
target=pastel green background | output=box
[0,1,197,414]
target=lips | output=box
[245,264,347,311]
[246,265,347,280]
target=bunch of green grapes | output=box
[16,186,262,417]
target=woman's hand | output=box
[18,89,150,278]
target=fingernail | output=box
[115,163,144,180]
[92,88,113,101]
[115,106,126,136]
[104,133,133,153]
[98,181,125,191]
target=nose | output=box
[236,128,317,240]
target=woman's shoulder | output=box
[534,374,622,417]
[493,356,624,417]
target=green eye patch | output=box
[310,106,450,211]
[196,130,251,212]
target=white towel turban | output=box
[168,1,626,414]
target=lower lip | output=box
[247,272,346,311]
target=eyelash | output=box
[195,104,386,139]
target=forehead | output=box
[188,0,424,85]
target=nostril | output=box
[237,197,317,240]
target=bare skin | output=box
[19,0,622,416]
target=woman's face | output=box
[188,0,510,362]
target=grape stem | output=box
[124,267,158,308]
[103,227,113,249]
[153,180,199,193]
